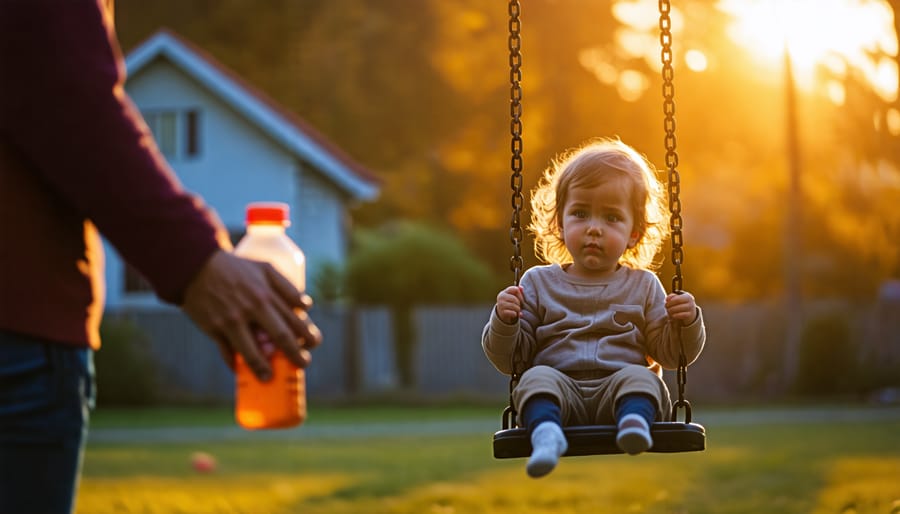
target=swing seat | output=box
[492,421,706,459]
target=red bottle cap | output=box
[246,202,290,226]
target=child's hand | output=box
[665,291,698,324]
[496,285,524,325]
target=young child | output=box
[483,138,706,478]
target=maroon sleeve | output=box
[0,0,224,304]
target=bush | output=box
[312,261,344,302]
[345,221,499,306]
[94,317,159,406]
[344,221,500,387]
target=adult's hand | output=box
[181,249,322,380]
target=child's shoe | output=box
[526,421,568,478]
[616,413,653,455]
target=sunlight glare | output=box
[616,29,659,65]
[719,0,898,100]
[612,0,667,32]
[612,0,683,71]
[887,108,900,136]
[872,57,899,102]
[685,49,709,72]
[618,69,650,102]
[586,0,685,101]
[578,47,619,86]
[826,81,846,105]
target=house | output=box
[104,29,379,308]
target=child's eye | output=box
[571,209,588,219]
[605,213,622,222]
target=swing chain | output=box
[660,0,691,424]
[673,337,693,423]
[508,0,525,287]
[659,0,683,295]
[504,0,526,429]
[502,0,695,430]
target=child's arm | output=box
[665,290,705,366]
[665,291,698,324]
[646,283,706,369]
[496,285,524,324]
[482,285,533,375]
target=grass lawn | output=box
[78,404,900,514]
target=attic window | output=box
[145,111,177,157]
[185,110,200,156]
[143,108,202,160]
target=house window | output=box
[186,109,200,157]
[143,108,202,160]
[123,262,154,294]
[144,111,177,157]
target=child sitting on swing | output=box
[482,137,706,478]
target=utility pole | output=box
[782,43,803,391]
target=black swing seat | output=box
[493,421,706,459]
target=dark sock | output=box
[615,394,657,427]
[522,394,562,434]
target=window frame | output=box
[142,107,202,161]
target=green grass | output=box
[88,403,501,428]
[78,405,900,514]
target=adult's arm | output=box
[0,0,322,375]
[0,0,220,303]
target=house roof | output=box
[125,29,379,202]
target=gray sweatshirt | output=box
[482,263,706,376]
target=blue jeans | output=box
[0,331,95,514]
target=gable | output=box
[125,29,379,203]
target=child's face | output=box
[560,176,638,279]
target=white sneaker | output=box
[526,422,568,478]
[616,413,653,455]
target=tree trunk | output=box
[892,1,900,96]
[888,0,900,164]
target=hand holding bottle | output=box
[181,249,320,380]
[230,202,312,429]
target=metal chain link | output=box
[659,0,691,424]
[659,0,683,295]
[502,0,693,428]
[504,0,525,430]
[508,0,525,287]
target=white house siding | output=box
[129,62,296,224]
[103,240,130,307]
[104,59,346,307]
[294,167,348,286]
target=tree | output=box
[344,221,498,386]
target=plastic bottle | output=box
[233,202,307,429]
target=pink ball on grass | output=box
[190,451,217,473]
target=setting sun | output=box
[719,0,898,102]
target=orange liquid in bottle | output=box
[233,202,308,430]
[235,349,306,429]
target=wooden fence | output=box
[103,299,900,405]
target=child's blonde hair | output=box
[529,138,670,270]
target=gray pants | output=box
[512,364,671,426]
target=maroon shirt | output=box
[0,0,224,348]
